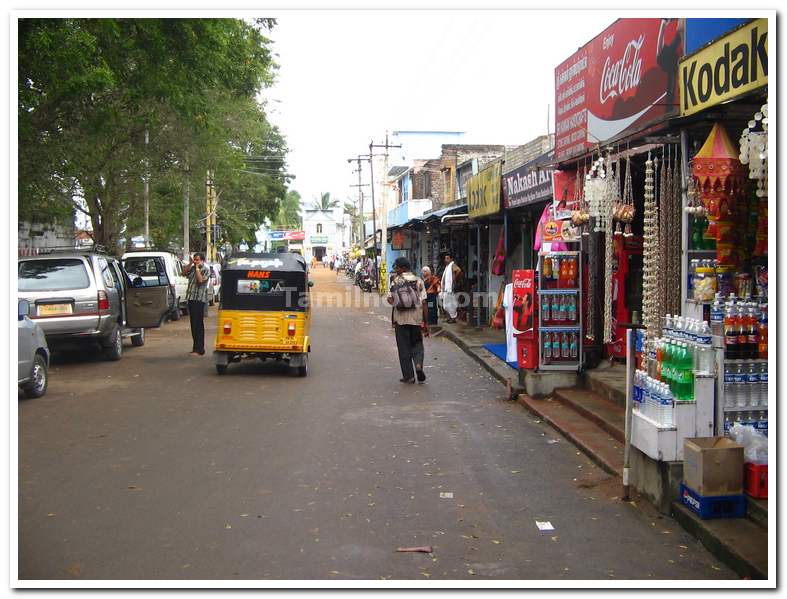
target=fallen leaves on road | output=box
[224,523,232,529]
[397,546,433,553]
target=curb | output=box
[438,327,523,400]
[517,394,622,478]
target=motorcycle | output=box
[356,269,373,292]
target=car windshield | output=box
[18,259,91,292]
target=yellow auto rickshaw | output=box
[213,252,312,376]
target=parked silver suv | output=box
[18,250,173,361]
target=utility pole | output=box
[206,170,215,262]
[367,142,379,290]
[183,153,189,258]
[370,134,402,294]
[348,156,370,247]
[144,127,150,247]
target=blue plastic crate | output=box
[680,483,747,519]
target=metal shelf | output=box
[537,288,579,295]
[539,325,581,332]
[723,406,768,413]
[688,249,717,255]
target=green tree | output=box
[272,189,302,230]
[18,18,287,253]
[313,192,339,211]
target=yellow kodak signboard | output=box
[680,19,768,117]
[468,162,502,219]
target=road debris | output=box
[396,546,433,553]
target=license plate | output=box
[38,303,72,316]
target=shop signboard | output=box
[271,230,305,241]
[679,19,768,117]
[310,235,328,245]
[554,18,685,161]
[391,229,411,250]
[468,162,502,218]
[503,161,554,209]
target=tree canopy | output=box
[18,18,291,254]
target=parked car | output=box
[18,250,173,361]
[18,299,49,398]
[122,250,188,320]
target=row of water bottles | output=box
[633,371,674,428]
[662,314,714,375]
[724,360,768,409]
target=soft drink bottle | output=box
[568,295,576,322]
[724,300,739,359]
[746,303,759,360]
[737,304,749,359]
[655,339,664,382]
[556,295,565,321]
[683,344,694,401]
[758,303,768,359]
[570,333,578,358]
[561,333,569,359]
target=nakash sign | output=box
[555,18,684,161]
[503,158,554,209]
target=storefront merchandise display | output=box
[641,153,661,350]
[537,251,582,371]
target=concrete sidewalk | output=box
[436,321,768,580]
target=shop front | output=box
[623,18,770,512]
[467,161,504,328]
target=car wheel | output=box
[103,325,123,361]
[131,328,145,347]
[216,364,228,375]
[22,354,48,399]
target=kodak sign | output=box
[680,19,767,117]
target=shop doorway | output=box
[313,246,327,261]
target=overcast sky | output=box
[263,10,615,208]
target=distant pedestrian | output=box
[183,252,210,356]
[440,253,462,323]
[387,256,429,384]
[422,266,440,325]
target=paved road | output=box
[18,267,736,581]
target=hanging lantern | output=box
[691,123,747,265]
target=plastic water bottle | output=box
[542,333,551,360]
[541,295,550,323]
[733,362,747,408]
[674,316,685,340]
[661,384,674,428]
[710,293,724,337]
[664,314,674,338]
[759,362,768,407]
[746,361,760,408]
[696,321,713,375]
[723,363,736,408]
[570,333,578,358]
[641,376,651,418]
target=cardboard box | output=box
[683,437,744,496]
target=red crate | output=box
[744,463,767,499]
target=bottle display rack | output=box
[537,250,582,372]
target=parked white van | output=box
[122,251,189,320]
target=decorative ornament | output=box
[739,100,768,257]
[692,122,747,266]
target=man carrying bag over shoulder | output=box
[386,257,429,384]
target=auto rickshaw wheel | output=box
[216,364,228,375]
[296,355,308,377]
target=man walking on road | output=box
[387,257,429,384]
[183,252,210,356]
[440,252,462,324]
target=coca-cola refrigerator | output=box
[537,250,583,371]
[512,270,537,369]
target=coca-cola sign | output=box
[555,18,684,162]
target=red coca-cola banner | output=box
[555,18,684,162]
